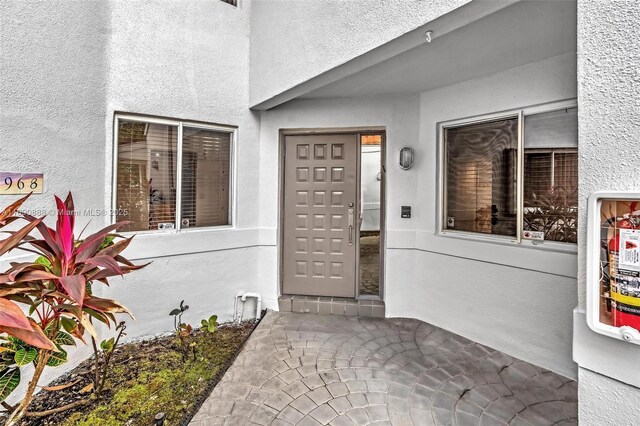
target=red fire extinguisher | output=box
[608,202,640,329]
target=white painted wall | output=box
[249,0,472,106]
[0,0,109,232]
[104,0,276,338]
[392,250,578,377]
[100,247,260,338]
[0,0,273,330]
[574,0,640,422]
[578,368,640,424]
[0,0,276,400]
[0,0,110,403]
[392,53,579,379]
[258,94,421,233]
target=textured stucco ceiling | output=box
[300,0,576,99]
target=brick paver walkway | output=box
[359,234,380,296]
[190,312,577,425]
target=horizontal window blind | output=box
[444,118,518,237]
[524,108,577,149]
[116,120,177,232]
[554,152,578,191]
[524,152,553,201]
[181,127,231,228]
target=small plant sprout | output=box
[200,315,218,333]
[169,300,189,333]
[169,301,194,360]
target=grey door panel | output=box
[282,134,358,297]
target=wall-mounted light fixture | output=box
[399,146,415,170]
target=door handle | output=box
[348,206,354,246]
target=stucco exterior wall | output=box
[396,53,578,379]
[258,94,420,233]
[106,0,258,228]
[576,1,640,311]
[574,0,640,421]
[249,0,472,106]
[578,367,640,424]
[391,250,578,378]
[104,0,276,336]
[0,0,109,231]
[0,0,110,403]
[0,0,275,400]
[0,0,272,329]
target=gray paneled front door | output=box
[282,134,358,297]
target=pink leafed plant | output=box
[0,193,147,424]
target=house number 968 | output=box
[0,172,44,195]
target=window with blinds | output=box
[523,108,578,243]
[181,127,231,228]
[444,118,518,237]
[115,117,233,232]
[441,105,577,244]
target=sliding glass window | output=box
[115,116,234,232]
[442,105,577,244]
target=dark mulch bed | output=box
[2,318,259,426]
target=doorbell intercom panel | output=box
[401,206,411,218]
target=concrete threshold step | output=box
[278,295,385,318]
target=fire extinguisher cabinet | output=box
[587,192,640,344]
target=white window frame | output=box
[112,113,237,234]
[437,99,578,251]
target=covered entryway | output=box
[266,0,579,387]
[282,134,359,298]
